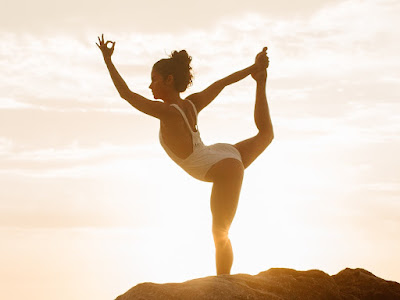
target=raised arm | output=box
[187,47,268,113]
[97,34,167,119]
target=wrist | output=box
[249,64,258,73]
[257,77,267,86]
[104,56,112,63]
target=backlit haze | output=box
[1,0,399,299]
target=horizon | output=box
[1,0,400,299]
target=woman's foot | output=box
[251,47,269,81]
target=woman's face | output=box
[149,69,169,100]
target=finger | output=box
[112,41,116,50]
[102,34,104,43]
[99,35,105,46]
[98,36,102,45]
[96,42,100,48]
[263,46,268,52]
[105,41,113,48]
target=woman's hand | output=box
[96,34,115,59]
[252,47,269,81]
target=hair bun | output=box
[153,50,193,92]
[171,50,192,66]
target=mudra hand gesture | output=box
[96,34,116,59]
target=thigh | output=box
[234,133,271,169]
[209,160,244,229]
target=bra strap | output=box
[170,104,194,133]
[186,100,198,123]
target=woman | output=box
[97,34,273,275]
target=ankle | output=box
[256,77,267,86]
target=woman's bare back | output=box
[159,100,198,160]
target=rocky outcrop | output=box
[116,268,400,300]
[334,268,400,299]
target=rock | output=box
[333,268,400,300]
[116,268,400,300]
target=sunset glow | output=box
[1,0,399,299]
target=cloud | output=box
[0,137,14,154]
[0,0,343,35]
[0,97,32,109]
[1,0,399,109]
[0,141,160,176]
[1,0,399,229]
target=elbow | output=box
[215,79,227,90]
[259,127,274,150]
[115,85,132,100]
[265,127,274,147]
[118,90,128,99]
[119,90,131,100]
[268,130,274,145]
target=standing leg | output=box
[207,158,244,275]
[235,51,273,169]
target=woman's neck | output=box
[163,92,183,105]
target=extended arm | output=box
[97,35,166,119]
[187,47,268,113]
[187,64,258,113]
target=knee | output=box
[257,130,274,149]
[212,226,229,246]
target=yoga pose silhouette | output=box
[97,34,273,275]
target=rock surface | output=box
[116,268,400,300]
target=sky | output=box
[1,0,400,299]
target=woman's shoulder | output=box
[183,98,198,115]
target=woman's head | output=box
[152,50,193,93]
